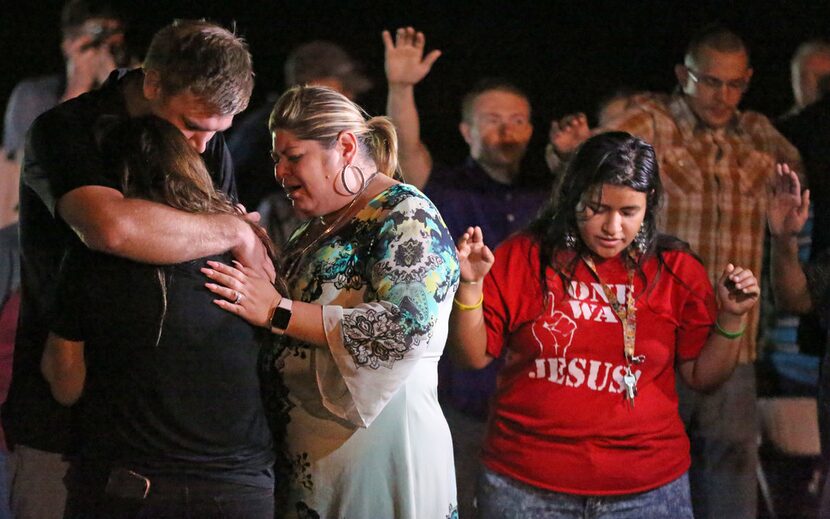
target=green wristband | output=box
[714,319,745,340]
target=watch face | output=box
[271,306,292,330]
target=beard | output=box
[480,140,527,169]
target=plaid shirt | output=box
[606,93,802,361]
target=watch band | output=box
[270,298,293,335]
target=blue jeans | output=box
[9,445,69,519]
[677,363,758,519]
[0,450,11,519]
[477,468,693,519]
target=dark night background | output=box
[2,0,830,171]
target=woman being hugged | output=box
[41,116,279,518]
[203,85,459,518]
[450,132,759,518]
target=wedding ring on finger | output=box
[233,291,243,305]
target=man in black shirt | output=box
[6,20,272,518]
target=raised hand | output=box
[456,226,494,283]
[768,163,810,238]
[382,27,441,88]
[716,264,759,317]
[549,112,591,157]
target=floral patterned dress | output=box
[280,184,459,519]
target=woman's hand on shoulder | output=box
[456,226,494,283]
[716,263,759,316]
[202,260,281,328]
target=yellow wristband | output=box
[453,293,483,311]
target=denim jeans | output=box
[677,363,758,519]
[0,450,12,519]
[8,444,70,519]
[441,403,486,519]
[477,467,693,519]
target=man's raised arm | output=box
[383,27,441,190]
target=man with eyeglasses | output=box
[550,24,801,519]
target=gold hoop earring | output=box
[340,164,366,195]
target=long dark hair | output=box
[111,116,237,213]
[100,115,276,259]
[99,116,280,343]
[528,131,691,298]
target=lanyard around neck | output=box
[582,255,638,363]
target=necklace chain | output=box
[283,172,380,282]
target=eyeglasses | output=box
[686,69,750,93]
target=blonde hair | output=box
[268,85,399,178]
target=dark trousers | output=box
[64,462,274,519]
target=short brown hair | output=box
[143,20,253,115]
[460,78,530,124]
[685,24,749,67]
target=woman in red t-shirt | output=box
[449,132,759,519]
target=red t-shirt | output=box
[481,234,716,495]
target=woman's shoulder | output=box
[169,252,235,274]
[654,235,700,265]
[363,183,455,247]
[368,183,447,230]
[373,182,435,212]
[489,233,543,278]
[494,232,539,256]
[652,247,709,287]
[655,248,702,268]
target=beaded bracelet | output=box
[453,293,483,311]
[713,319,746,339]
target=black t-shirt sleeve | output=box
[23,107,120,217]
[203,132,238,202]
[50,246,89,342]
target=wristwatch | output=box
[270,298,293,335]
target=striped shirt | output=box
[606,93,802,362]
